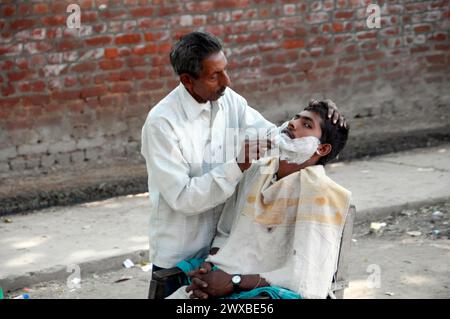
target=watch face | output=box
[232,275,241,284]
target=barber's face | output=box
[185,51,231,103]
[282,110,323,140]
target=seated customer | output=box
[167,100,351,299]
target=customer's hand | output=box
[187,269,233,298]
[185,262,214,299]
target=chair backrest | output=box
[331,204,356,299]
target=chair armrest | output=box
[148,267,185,299]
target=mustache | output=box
[281,128,295,139]
[217,87,226,95]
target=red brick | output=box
[310,36,330,46]
[127,56,147,67]
[414,24,431,33]
[158,4,183,16]
[72,62,96,73]
[130,7,154,17]
[52,90,81,100]
[429,33,447,42]
[306,12,328,24]
[0,44,22,57]
[64,76,78,87]
[104,48,119,59]
[264,65,289,76]
[332,23,344,33]
[272,50,296,63]
[49,2,66,14]
[119,48,132,56]
[133,44,157,55]
[80,0,94,9]
[381,27,400,36]
[357,31,377,40]
[120,70,147,80]
[152,54,170,66]
[42,16,66,26]
[0,97,20,109]
[78,75,92,86]
[283,39,305,49]
[435,44,450,51]
[30,55,46,66]
[10,19,35,30]
[81,86,108,98]
[158,43,172,53]
[410,46,429,54]
[364,52,385,60]
[334,11,354,19]
[20,81,46,92]
[316,60,335,68]
[115,34,141,45]
[23,94,50,106]
[140,81,165,91]
[185,1,214,12]
[335,66,353,76]
[99,60,124,70]
[99,94,123,108]
[8,71,28,82]
[144,32,167,42]
[100,9,127,19]
[103,72,121,82]
[33,3,49,14]
[57,40,81,51]
[3,5,16,17]
[86,36,112,46]
[426,54,446,64]
[82,12,98,23]
[111,82,133,93]
[2,84,15,97]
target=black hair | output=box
[304,101,349,165]
[169,31,223,79]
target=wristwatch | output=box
[231,274,242,292]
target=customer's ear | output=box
[316,144,332,157]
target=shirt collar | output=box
[178,83,212,121]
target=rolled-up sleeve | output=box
[141,117,243,215]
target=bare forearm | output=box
[239,274,270,291]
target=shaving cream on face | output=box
[270,123,321,165]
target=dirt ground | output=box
[346,201,450,299]
[5,202,450,299]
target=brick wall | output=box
[1,0,449,174]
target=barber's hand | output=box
[187,269,233,298]
[236,138,272,172]
[310,99,347,128]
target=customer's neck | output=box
[276,159,315,180]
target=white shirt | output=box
[141,83,275,267]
